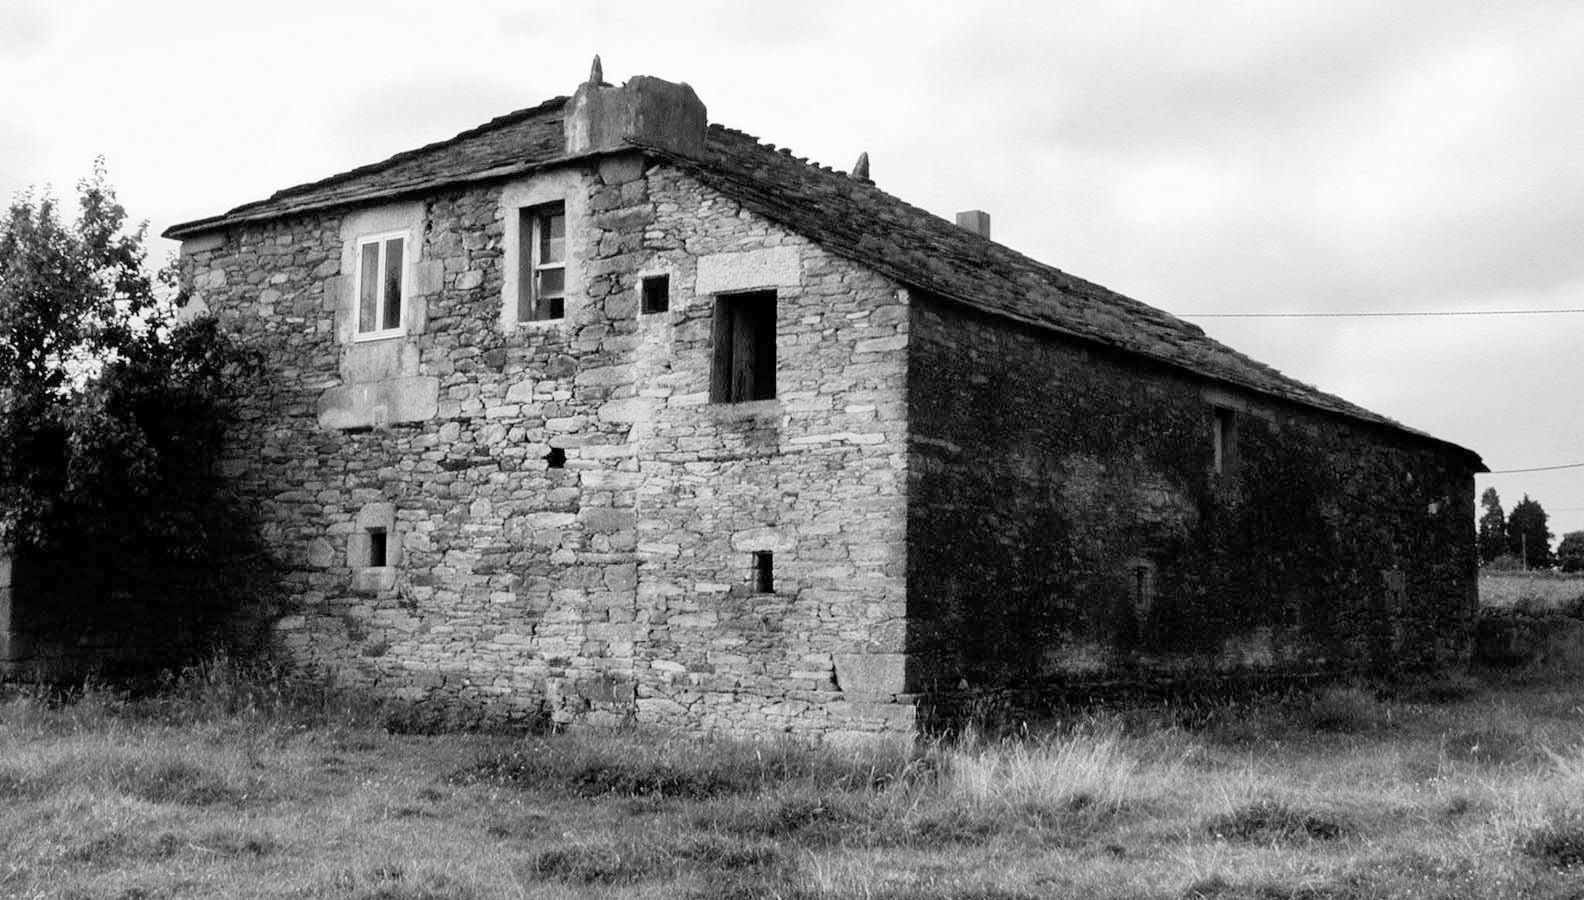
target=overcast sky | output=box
[4,0,1581,541]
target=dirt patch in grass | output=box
[1522,814,1584,869]
[1205,800,1350,844]
[318,864,485,900]
[115,758,254,805]
[1299,686,1393,734]
[63,827,277,865]
[697,794,874,846]
[456,733,909,800]
[530,833,788,886]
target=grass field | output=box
[7,662,1584,898]
[1479,572,1584,612]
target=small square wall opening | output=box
[641,274,670,314]
[367,528,388,568]
[545,447,567,469]
[752,551,774,594]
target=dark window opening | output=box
[753,551,774,594]
[368,528,388,568]
[711,291,776,402]
[1130,561,1156,611]
[545,447,567,469]
[519,203,566,322]
[641,274,670,314]
[1213,407,1238,475]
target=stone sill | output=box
[352,567,397,595]
[703,398,782,422]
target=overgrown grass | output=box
[10,663,1584,897]
[456,729,914,799]
[1480,572,1584,612]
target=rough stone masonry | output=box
[150,65,1483,740]
[174,79,915,744]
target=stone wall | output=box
[177,151,913,741]
[905,295,1478,714]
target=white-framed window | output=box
[520,203,566,322]
[355,231,407,339]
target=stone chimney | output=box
[955,210,991,239]
[564,56,708,159]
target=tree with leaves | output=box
[1559,532,1584,574]
[1506,495,1554,570]
[1477,487,1508,566]
[0,162,267,668]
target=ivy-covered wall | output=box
[905,295,1478,706]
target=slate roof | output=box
[164,97,569,236]
[164,96,1482,467]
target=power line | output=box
[1181,309,1584,319]
[1485,462,1584,475]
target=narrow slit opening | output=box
[753,551,774,594]
[368,528,388,568]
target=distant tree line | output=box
[1479,487,1584,572]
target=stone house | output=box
[154,65,1484,741]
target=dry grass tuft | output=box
[941,730,1154,816]
[12,656,1584,898]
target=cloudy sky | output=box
[4,0,1581,541]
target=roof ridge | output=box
[706,123,853,178]
[675,128,1478,458]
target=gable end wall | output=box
[176,154,913,741]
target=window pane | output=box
[539,211,565,264]
[382,238,404,331]
[358,242,380,332]
[517,209,535,321]
[536,266,564,299]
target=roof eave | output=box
[908,282,1487,470]
[161,144,661,241]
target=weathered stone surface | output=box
[906,296,1479,720]
[318,376,440,430]
[163,80,1477,744]
[695,246,801,295]
[833,652,904,697]
[177,159,913,741]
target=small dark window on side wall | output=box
[641,274,670,314]
[367,528,388,568]
[1213,407,1238,474]
[752,551,775,594]
[711,290,776,402]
